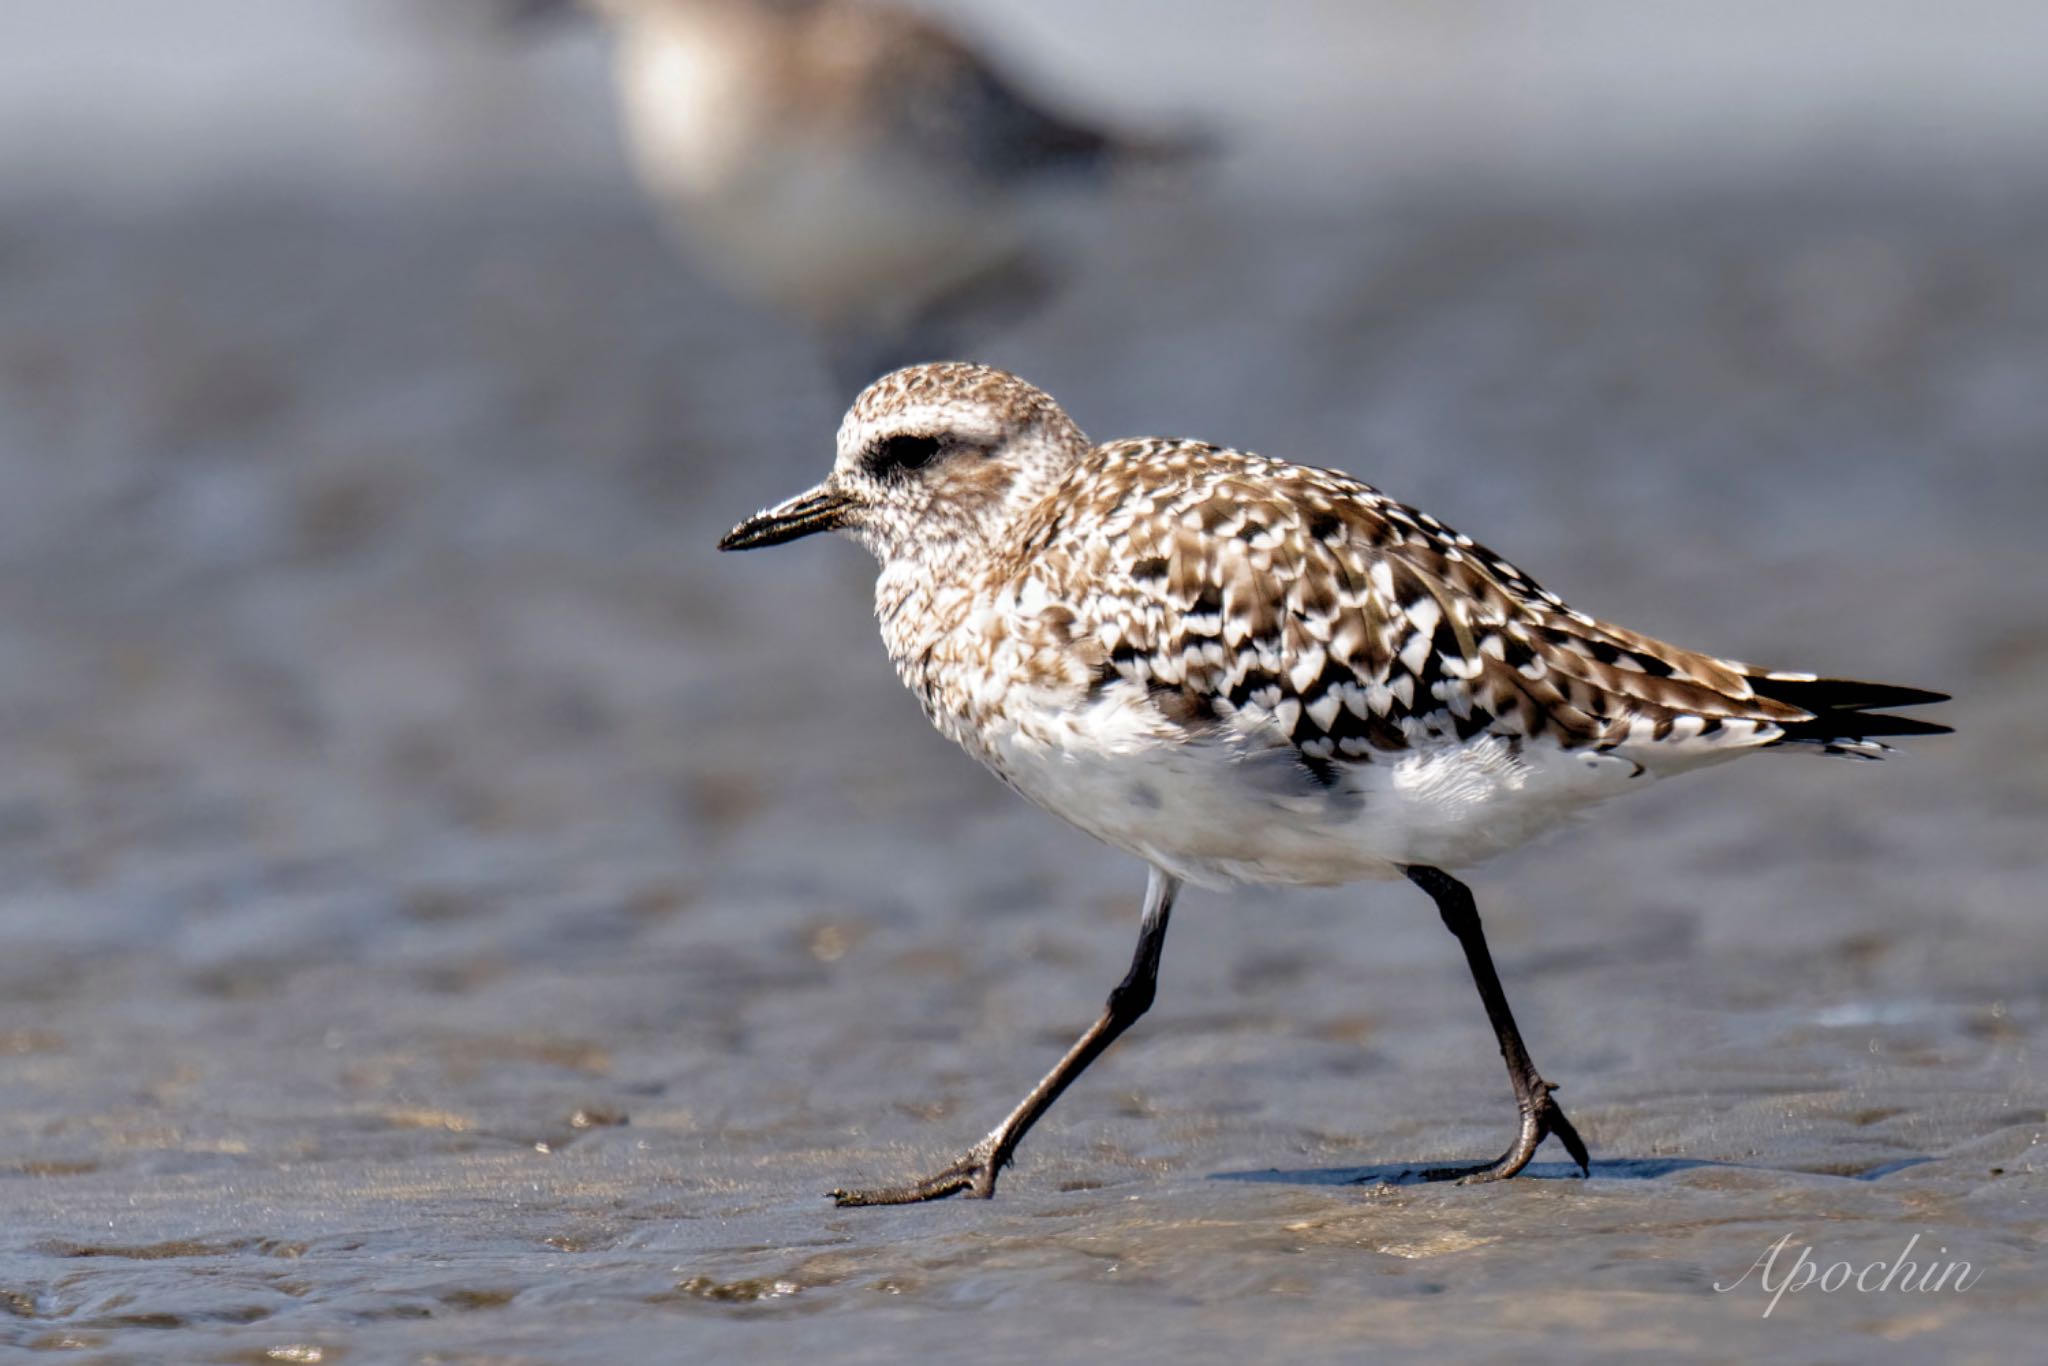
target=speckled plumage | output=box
[733,363,1945,888]
[718,362,1949,1200]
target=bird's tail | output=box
[1747,674,1952,759]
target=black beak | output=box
[718,486,858,551]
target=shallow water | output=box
[0,124,2045,1366]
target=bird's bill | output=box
[718,484,858,551]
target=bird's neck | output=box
[872,557,979,744]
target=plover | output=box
[719,363,1950,1204]
[532,0,1198,383]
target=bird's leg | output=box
[832,867,1181,1207]
[1401,865,1591,1183]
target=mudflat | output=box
[0,183,2041,1361]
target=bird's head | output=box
[719,363,1090,570]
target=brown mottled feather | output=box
[997,439,1816,767]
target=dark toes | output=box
[829,1154,995,1206]
[1550,1112,1592,1176]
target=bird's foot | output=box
[830,1140,1001,1207]
[1422,1080,1591,1184]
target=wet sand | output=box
[0,183,2043,1361]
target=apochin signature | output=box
[1716,1233,1982,1317]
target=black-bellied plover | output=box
[535,0,1198,384]
[720,362,1950,1205]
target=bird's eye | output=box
[866,433,944,477]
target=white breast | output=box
[980,679,1648,890]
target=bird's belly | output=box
[984,704,1647,889]
[648,151,1027,327]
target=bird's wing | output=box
[1032,441,1823,780]
[801,2,1124,182]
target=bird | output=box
[718,362,1951,1205]
[518,0,1201,386]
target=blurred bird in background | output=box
[505,0,1205,386]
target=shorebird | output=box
[719,363,1950,1205]
[524,0,1198,384]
